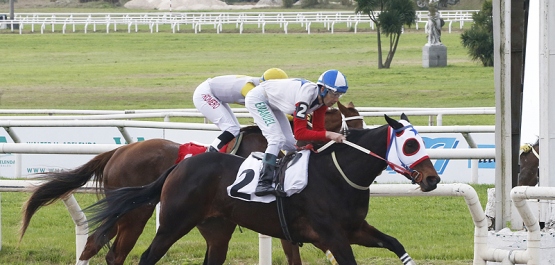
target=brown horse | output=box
[20,101,363,265]
[88,114,440,265]
[518,140,539,186]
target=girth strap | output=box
[274,153,302,247]
[276,196,293,242]
[228,131,244,155]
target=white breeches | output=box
[193,80,241,137]
[245,86,296,156]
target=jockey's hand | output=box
[326,131,346,143]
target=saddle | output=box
[273,151,304,197]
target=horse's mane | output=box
[311,125,388,156]
[239,125,262,134]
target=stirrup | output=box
[255,185,285,197]
[206,146,219,153]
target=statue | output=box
[426,11,443,45]
[425,0,445,46]
[421,0,459,67]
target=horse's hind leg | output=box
[139,196,207,264]
[139,219,200,265]
[350,221,416,265]
[78,227,117,264]
[197,217,236,265]
[106,206,155,265]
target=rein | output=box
[313,129,423,190]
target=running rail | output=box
[6,182,546,264]
[260,184,491,265]
[367,184,490,265]
[369,184,553,264]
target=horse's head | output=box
[325,101,364,134]
[384,114,440,192]
[518,140,539,186]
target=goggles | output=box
[326,88,344,98]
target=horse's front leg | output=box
[312,235,357,265]
[280,239,302,265]
[350,221,416,265]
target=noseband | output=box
[339,113,365,134]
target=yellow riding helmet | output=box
[261,68,288,82]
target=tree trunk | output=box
[376,27,384,69]
[383,32,401,69]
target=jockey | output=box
[245,69,349,196]
[193,68,288,153]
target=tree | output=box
[355,0,416,69]
[460,0,493,67]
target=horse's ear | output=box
[400,113,410,122]
[385,114,403,130]
[337,101,347,112]
[347,101,355,108]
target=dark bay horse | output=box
[88,114,440,265]
[518,140,539,186]
[20,101,363,265]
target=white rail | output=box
[260,183,543,265]
[1,10,478,34]
[0,182,496,264]
[7,182,550,264]
[0,107,495,127]
[0,143,494,159]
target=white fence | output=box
[0,10,477,34]
[2,181,551,264]
[0,106,495,126]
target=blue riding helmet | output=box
[317,69,348,98]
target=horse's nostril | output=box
[427,176,440,186]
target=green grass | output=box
[7,184,492,265]
[0,30,494,126]
[0,17,495,264]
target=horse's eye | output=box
[403,138,420,156]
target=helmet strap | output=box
[319,85,328,98]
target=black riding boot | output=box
[254,153,278,196]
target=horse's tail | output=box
[20,148,118,241]
[87,164,177,247]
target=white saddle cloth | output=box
[226,150,310,203]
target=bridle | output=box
[521,143,540,160]
[339,113,365,134]
[307,110,365,134]
[311,124,426,190]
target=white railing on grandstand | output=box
[0,10,477,34]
